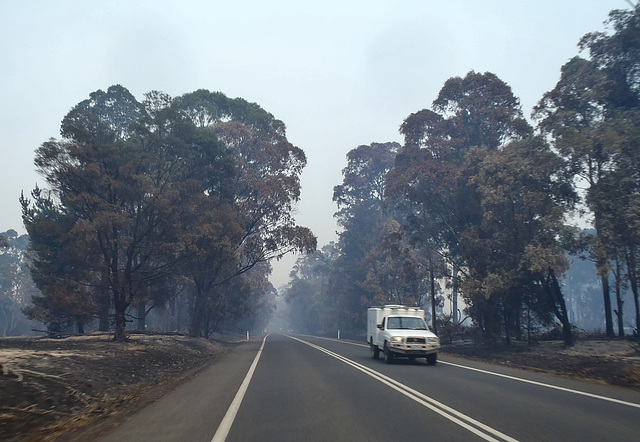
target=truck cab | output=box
[368,305,440,365]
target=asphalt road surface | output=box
[100,334,640,441]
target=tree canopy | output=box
[22,85,315,340]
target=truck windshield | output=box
[387,317,427,330]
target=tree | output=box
[172,90,316,336]
[0,230,38,336]
[25,86,234,340]
[534,56,617,336]
[534,5,640,336]
[387,72,533,340]
[24,86,315,340]
[362,219,426,307]
[286,245,336,334]
[389,71,532,265]
[20,188,96,334]
[461,138,576,345]
[588,110,640,334]
[329,142,400,332]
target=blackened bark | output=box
[430,269,437,335]
[614,258,625,337]
[547,267,574,347]
[137,301,146,331]
[626,248,640,335]
[601,272,615,337]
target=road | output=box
[100,334,640,441]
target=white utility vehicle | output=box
[367,305,440,365]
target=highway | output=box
[100,334,640,441]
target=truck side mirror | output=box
[377,324,383,330]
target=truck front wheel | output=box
[426,353,437,366]
[370,340,380,359]
[383,342,394,364]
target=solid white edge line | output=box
[287,335,517,442]
[211,334,268,442]
[314,335,640,410]
[438,360,640,409]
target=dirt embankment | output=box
[0,333,232,442]
[1,333,639,441]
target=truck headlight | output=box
[427,337,440,345]
[391,336,404,344]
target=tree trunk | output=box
[430,269,437,335]
[114,309,127,342]
[113,290,128,342]
[189,282,206,337]
[514,294,522,342]
[601,272,615,337]
[547,267,573,347]
[169,297,176,331]
[137,300,146,331]
[503,307,511,346]
[614,258,625,337]
[626,247,640,336]
[452,265,459,324]
[97,277,111,332]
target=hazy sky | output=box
[0,1,630,287]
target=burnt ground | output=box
[0,333,232,442]
[1,334,640,441]
[441,337,640,390]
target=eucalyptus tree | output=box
[388,71,532,269]
[24,85,315,340]
[329,142,400,332]
[387,72,535,341]
[581,5,640,335]
[462,138,576,345]
[286,244,336,334]
[171,89,316,336]
[587,110,640,335]
[24,86,206,340]
[534,5,640,336]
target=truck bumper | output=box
[389,344,440,355]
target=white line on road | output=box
[288,335,518,442]
[319,336,640,409]
[439,360,640,409]
[211,335,268,442]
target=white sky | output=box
[0,0,630,288]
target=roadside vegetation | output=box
[1,6,639,355]
[283,6,640,346]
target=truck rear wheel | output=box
[370,340,380,359]
[383,342,394,364]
